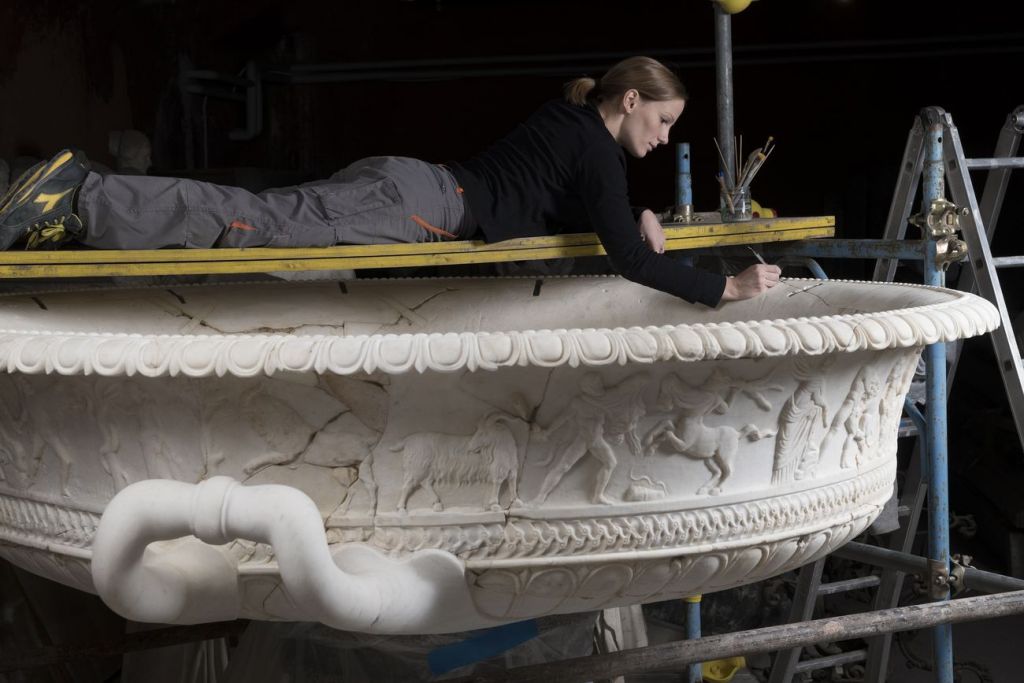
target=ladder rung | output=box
[964,157,1024,169]
[815,576,881,596]
[898,417,919,437]
[991,256,1024,268]
[793,649,867,674]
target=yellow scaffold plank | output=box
[0,216,834,279]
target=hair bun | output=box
[563,77,597,106]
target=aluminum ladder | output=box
[768,471,928,683]
[874,106,1024,451]
[771,105,1024,682]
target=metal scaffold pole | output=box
[921,116,955,683]
[456,591,1024,683]
[714,3,736,184]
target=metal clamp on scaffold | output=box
[948,554,975,598]
[909,197,969,267]
[927,558,953,601]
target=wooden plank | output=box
[0,226,833,278]
[0,216,834,265]
[450,591,1024,683]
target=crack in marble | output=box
[376,296,427,327]
[197,319,228,334]
[153,299,225,335]
[242,406,352,480]
[407,288,457,313]
[166,289,187,305]
[803,291,832,306]
[260,582,284,616]
[249,323,347,335]
[530,369,556,425]
[361,289,456,332]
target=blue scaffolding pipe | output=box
[774,256,828,280]
[676,143,693,210]
[921,121,954,683]
[673,129,961,679]
[685,597,702,683]
[903,399,927,445]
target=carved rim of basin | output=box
[0,277,1000,376]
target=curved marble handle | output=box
[90,476,471,633]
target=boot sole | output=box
[0,161,46,216]
[0,151,77,218]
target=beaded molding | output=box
[0,279,999,377]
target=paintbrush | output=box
[713,137,732,188]
[741,151,772,189]
[738,134,743,187]
[717,172,735,213]
[736,147,763,187]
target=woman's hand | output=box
[637,209,666,254]
[721,264,782,301]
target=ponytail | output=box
[563,77,597,105]
[564,57,686,107]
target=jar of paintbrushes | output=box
[715,135,775,222]
[720,183,751,221]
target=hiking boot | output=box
[0,160,44,215]
[0,149,90,250]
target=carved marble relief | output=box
[623,471,668,502]
[530,373,647,505]
[644,370,776,495]
[771,358,833,484]
[393,412,523,512]
[0,277,999,634]
[189,376,388,520]
[0,376,44,490]
[93,380,204,491]
[17,375,80,496]
[877,351,922,459]
[468,515,873,620]
[826,365,884,470]
[201,384,318,475]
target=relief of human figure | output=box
[0,376,44,488]
[531,372,647,505]
[771,358,832,484]
[644,370,776,495]
[824,365,884,470]
[876,354,919,455]
[14,376,79,496]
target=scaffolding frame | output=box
[0,216,832,278]
[447,105,1024,680]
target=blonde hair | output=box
[564,56,687,106]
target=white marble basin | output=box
[0,276,999,633]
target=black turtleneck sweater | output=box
[450,99,727,307]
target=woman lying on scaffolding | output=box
[0,56,779,307]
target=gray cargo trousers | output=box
[76,156,474,249]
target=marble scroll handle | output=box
[90,476,469,633]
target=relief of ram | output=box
[392,412,523,513]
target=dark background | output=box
[2,0,1024,239]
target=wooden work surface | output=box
[0,215,833,278]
